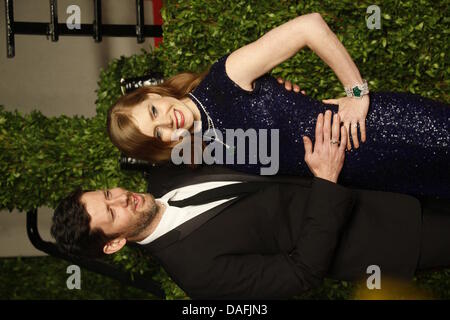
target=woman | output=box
[107,13,449,199]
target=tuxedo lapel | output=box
[142,197,242,253]
[142,165,313,252]
[176,197,242,240]
[146,165,312,197]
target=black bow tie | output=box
[167,182,272,208]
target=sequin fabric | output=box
[190,54,450,199]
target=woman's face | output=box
[131,93,197,143]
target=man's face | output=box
[81,188,158,241]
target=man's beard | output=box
[123,194,158,240]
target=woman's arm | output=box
[228,12,370,150]
[227,12,364,91]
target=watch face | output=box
[352,86,362,97]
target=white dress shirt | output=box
[137,181,242,245]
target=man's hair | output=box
[51,188,119,258]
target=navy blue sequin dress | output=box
[189,54,450,199]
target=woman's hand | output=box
[322,95,369,150]
[276,77,306,95]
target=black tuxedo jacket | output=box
[141,165,422,299]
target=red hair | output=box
[107,69,210,163]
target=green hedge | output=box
[1,0,449,299]
[158,0,448,102]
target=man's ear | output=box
[103,238,127,255]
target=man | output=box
[51,111,450,299]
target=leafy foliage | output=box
[0,256,157,299]
[158,0,448,102]
[0,0,448,299]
